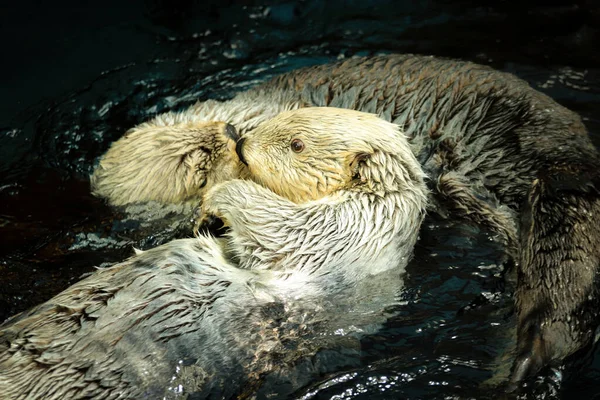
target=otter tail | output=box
[511,165,600,385]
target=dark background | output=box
[1,0,599,126]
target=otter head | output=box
[237,107,426,203]
[91,121,247,206]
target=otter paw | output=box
[192,206,225,236]
[195,180,250,229]
[192,202,225,236]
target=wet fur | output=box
[90,90,303,206]
[1,109,427,399]
[91,121,243,206]
[91,54,600,382]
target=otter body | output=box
[0,237,260,399]
[92,54,600,382]
[1,236,394,399]
[263,56,600,381]
[2,109,427,399]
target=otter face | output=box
[238,107,423,203]
[91,121,246,206]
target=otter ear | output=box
[350,152,371,180]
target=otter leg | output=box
[198,179,307,258]
[436,171,518,251]
[198,179,352,269]
[512,167,600,384]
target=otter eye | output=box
[199,178,207,189]
[290,138,305,153]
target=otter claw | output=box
[192,205,204,221]
[192,205,207,235]
[192,208,225,236]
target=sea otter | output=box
[0,108,427,399]
[91,54,600,384]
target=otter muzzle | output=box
[235,137,248,166]
[224,123,239,142]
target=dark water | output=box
[1,1,600,398]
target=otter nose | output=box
[224,123,239,142]
[235,137,248,166]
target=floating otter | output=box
[0,108,427,399]
[91,54,600,384]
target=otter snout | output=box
[236,137,248,166]
[224,123,239,142]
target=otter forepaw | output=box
[193,179,288,238]
[194,180,251,231]
[192,198,226,237]
[192,207,225,236]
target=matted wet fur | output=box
[0,108,427,399]
[90,90,304,206]
[91,54,600,385]
[91,121,244,206]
